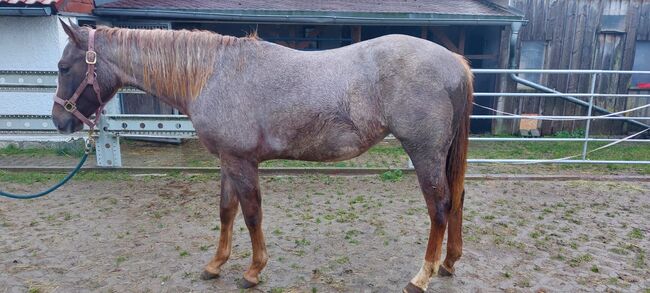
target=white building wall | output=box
[0,16,74,115]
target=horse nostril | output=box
[65,121,75,133]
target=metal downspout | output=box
[506,23,649,130]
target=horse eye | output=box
[59,66,70,74]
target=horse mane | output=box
[97,26,242,101]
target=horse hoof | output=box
[200,270,220,280]
[239,277,258,289]
[403,282,425,293]
[438,264,454,277]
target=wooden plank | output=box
[459,28,466,54]
[549,1,586,131]
[533,0,547,40]
[585,1,612,134]
[493,26,514,134]
[544,0,556,41]
[351,26,361,43]
[618,0,641,95]
[465,54,498,60]
[430,27,459,53]
[540,0,568,135]
[623,0,644,137]
[573,1,602,133]
[608,34,627,134]
[420,26,428,40]
[637,1,648,40]
[517,0,534,41]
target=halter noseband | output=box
[53,29,105,129]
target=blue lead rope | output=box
[0,141,91,200]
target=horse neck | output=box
[104,29,236,114]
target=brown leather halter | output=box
[53,29,105,129]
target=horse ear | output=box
[59,18,82,48]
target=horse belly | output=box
[290,126,388,162]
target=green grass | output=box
[0,143,84,158]
[590,265,599,273]
[568,253,593,267]
[261,140,650,173]
[380,169,403,182]
[367,145,405,156]
[335,256,349,264]
[260,159,352,168]
[1,136,648,186]
[294,238,310,246]
[469,140,650,174]
[469,140,648,161]
[629,228,644,239]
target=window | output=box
[631,41,650,88]
[518,41,546,85]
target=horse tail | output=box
[447,54,473,213]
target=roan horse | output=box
[52,20,473,292]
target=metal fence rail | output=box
[1,69,649,167]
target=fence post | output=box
[581,72,598,160]
[95,98,122,167]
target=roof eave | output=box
[0,6,52,16]
[93,8,525,26]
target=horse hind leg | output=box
[402,146,451,293]
[440,189,464,277]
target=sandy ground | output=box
[1,174,649,292]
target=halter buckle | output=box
[85,50,97,65]
[63,101,77,113]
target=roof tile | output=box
[0,0,61,5]
[98,0,515,17]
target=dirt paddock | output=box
[1,174,649,292]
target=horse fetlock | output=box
[444,250,462,266]
[259,251,269,268]
[409,260,438,291]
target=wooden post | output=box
[351,26,361,43]
[430,27,459,53]
[420,26,428,39]
[288,26,297,48]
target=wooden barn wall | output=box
[496,0,650,135]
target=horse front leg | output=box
[201,167,240,280]
[223,156,268,288]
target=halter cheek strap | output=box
[53,29,105,129]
